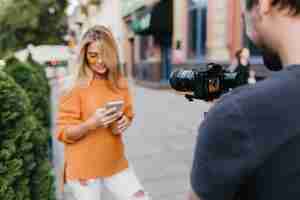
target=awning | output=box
[130,13,151,34]
[130,0,173,37]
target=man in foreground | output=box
[188,0,300,199]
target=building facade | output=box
[121,0,172,86]
[172,0,243,68]
[121,0,253,87]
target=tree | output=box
[0,0,68,57]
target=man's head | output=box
[246,0,300,14]
[243,0,300,52]
[242,0,300,69]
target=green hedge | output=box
[1,58,55,200]
[4,57,51,129]
[0,71,33,200]
[27,55,51,129]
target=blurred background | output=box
[66,0,268,87]
[0,0,270,85]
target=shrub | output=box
[0,71,33,200]
[4,59,51,129]
[1,58,56,200]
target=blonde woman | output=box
[56,25,150,200]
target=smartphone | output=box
[105,100,124,113]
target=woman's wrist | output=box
[85,118,98,131]
[65,123,88,141]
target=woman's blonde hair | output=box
[67,25,124,92]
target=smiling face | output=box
[86,41,108,76]
[72,25,122,89]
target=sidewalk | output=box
[51,80,211,200]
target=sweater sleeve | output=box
[55,88,82,144]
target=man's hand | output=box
[186,189,201,200]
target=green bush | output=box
[4,57,51,129]
[27,54,51,129]
[29,118,55,200]
[0,71,33,200]
[1,59,56,200]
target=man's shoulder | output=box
[209,73,290,120]
[221,74,286,105]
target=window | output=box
[187,0,207,59]
[242,27,262,57]
[188,8,197,58]
[139,35,155,60]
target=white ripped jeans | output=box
[66,167,150,200]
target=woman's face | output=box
[86,41,107,75]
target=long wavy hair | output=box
[67,25,124,92]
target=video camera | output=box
[169,63,250,101]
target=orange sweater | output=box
[56,78,134,183]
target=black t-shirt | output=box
[191,65,300,200]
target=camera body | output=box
[169,63,250,101]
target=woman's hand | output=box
[87,107,122,130]
[112,115,130,135]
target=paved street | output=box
[51,80,211,200]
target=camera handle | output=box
[185,94,196,102]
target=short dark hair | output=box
[246,0,300,16]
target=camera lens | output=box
[169,69,197,92]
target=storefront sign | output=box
[121,0,145,17]
[130,13,151,33]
